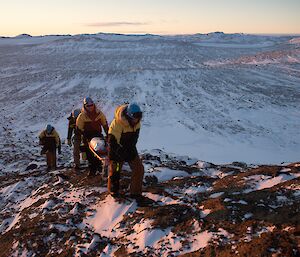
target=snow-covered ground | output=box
[0,148,299,256]
[0,30,299,255]
[1,32,299,167]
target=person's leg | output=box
[107,161,123,195]
[92,153,103,175]
[128,155,144,196]
[86,147,95,175]
[102,157,109,179]
[73,136,81,168]
[53,151,57,169]
[94,155,103,173]
[46,151,56,170]
[46,151,51,170]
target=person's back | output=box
[39,124,61,170]
[67,109,81,139]
[39,125,60,151]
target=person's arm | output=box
[67,116,74,140]
[104,123,109,137]
[76,114,85,135]
[39,131,45,145]
[67,117,75,146]
[100,112,109,136]
[108,119,123,158]
[132,128,140,146]
[108,134,123,157]
[54,130,61,153]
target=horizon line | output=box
[1,31,300,38]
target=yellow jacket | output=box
[76,107,108,141]
[39,128,61,151]
[108,105,141,161]
[109,105,141,145]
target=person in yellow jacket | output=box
[108,103,144,198]
[39,124,61,171]
[76,97,109,176]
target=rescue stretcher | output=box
[88,137,109,177]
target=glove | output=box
[67,139,72,146]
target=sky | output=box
[0,0,299,36]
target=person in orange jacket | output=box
[76,97,109,177]
[107,103,144,198]
[39,124,61,171]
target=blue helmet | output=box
[72,108,81,118]
[46,124,53,134]
[126,103,142,119]
[83,97,94,106]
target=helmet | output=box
[72,109,81,118]
[126,103,142,119]
[89,137,107,155]
[83,97,94,106]
[46,124,53,134]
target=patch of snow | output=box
[100,244,122,257]
[244,173,300,192]
[200,208,212,218]
[146,167,190,182]
[182,230,213,253]
[283,226,294,232]
[84,195,137,237]
[194,41,274,48]
[183,185,208,195]
[244,213,253,219]
[128,220,170,252]
[42,199,56,211]
[209,192,224,198]
[257,226,276,237]
[256,174,300,190]
[144,192,180,205]
[289,37,300,44]
[196,161,212,169]
[4,213,21,233]
[280,168,291,173]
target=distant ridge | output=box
[2,31,300,39]
[14,33,32,38]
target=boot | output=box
[88,171,96,177]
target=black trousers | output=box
[86,146,102,175]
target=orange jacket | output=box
[76,107,108,141]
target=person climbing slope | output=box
[76,97,108,177]
[107,103,144,198]
[67,108,82,171]
[39,124,61,171]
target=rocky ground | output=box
[0,148,299,256]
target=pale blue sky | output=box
[0,0,299,36]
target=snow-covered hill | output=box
[0,32,299,165]
[0,32,300,256]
